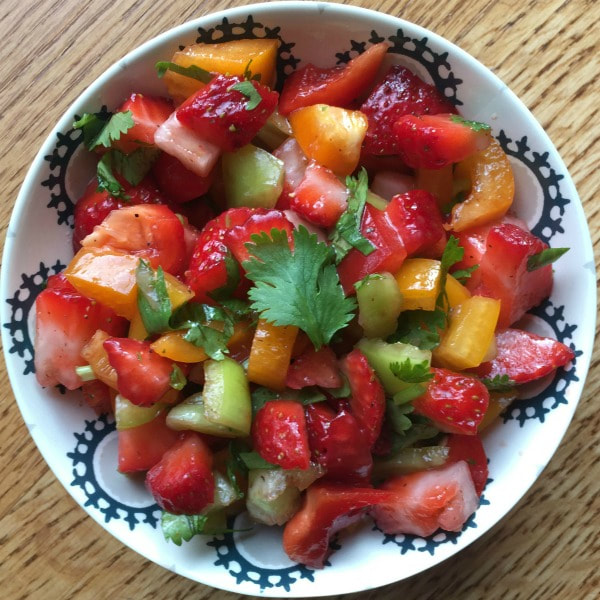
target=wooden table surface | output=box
[1,0,598,598]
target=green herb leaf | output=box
[481,374,517,392]
[96,153,128,199]
[442,190,466,215]
[251,387,279,415]
[244,226,356,349]
[112,147,160,186]
[242,59,262,82]
[452,264,479,284]
[170,364,187,390]
[326,373,351,398]
[230,80,263,110]
[296,387,327,405]
[437,235,467,309]
[226,439,251,499]
[136,260,172,335]
[208,253,241,301]
[162,512,208,546]
[449,115,492,133]
[239,451,279,470]
[329,168,375,262]
[389,359,434,383]
[388,309,446,351]
[526,247,569,271]
[387,401,414,434]
[155,61,212,84]
[73,112,112,150]
[77,110,134,151]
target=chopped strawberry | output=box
[392,113,491,169]
[152,151,214,203]
[361,66,458,156]
[34,273,127,390]
[118,412,180,473]
[342,350,385,447]
[224,209,293,266]
[176,74,278,152]
[412,368,489,435]
[279,42,388,115]
[252,400,310,470]
[446,434,488,496]
[371,461,479,537]
[290,162,349,227]
[472,328,575,383]
[112,93,173,154]
[286,346,342,389]
[385,190,445,256]
[273,138,308,210]
[103,338,174,406]
[81,204,187,275]
[72,176,165,251]
[146,432,214,514]
[81,380,113,416]
[305,403,372,484]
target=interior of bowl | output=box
[1,2,595,596]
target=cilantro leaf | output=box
[226,439,251,499]
[481,374,517,392]
[162,512,208,546]
[73,112,112,150]
[230,80,263,110]
[387,400,414,433]
[208,253,241,301]
[449,115,491,133]
[112,147,160,186]
[136,259,172,335]
[326,373,351,398]
[389,359,434,383]
[76,110,134,151]
[526,247,569,271]
[251,387,279,414]
[452,264,479,284]
[239,451,279,470]
[242,59,262,82]
[329,168,375,263]
[96,153,128,199]
[155,61,212,84]
[244,226,356,349]
[388,309,446,351]
[170,364,187,390]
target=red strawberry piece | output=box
[360,65,458,156]
[392,113,491,169]
[386,189,445,256]
[81,380,113,416]
[103,338,174,406]
[286,346,342,390]
[472,328,575,384]
[272,137,308,210]
[111,93,173,154]
[152,151,214,203]
[176,74,278,152]
[118,412,180,473]
[446,433,488,496]
[412,368,489,435]
[342,349,385,447]
[252,400,310,470]
[371,461,479,537]
[290,161,349,227]
[34,273,128,390]
[146,432,214,514]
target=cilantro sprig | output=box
[481,374,517,392]
[74,110,134,151]
[155,61,212,84]
[162,513,209,546]
[230,80,263,110]
[243,226,356,349]
[449,115,491,133]
[136,259,172,335]
[526,247,569,271]
[389,359,434,383]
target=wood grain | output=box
[0,0,598,598]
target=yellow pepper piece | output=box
[247,320,298,391]
[151,330,209,362]
[81,330,118,389]
[478,391,517,431]
[444,274,471,309]
[289,104,368,176]
[416,164,453,209]
[128,311,148,341]
[164,38,280,103]
[433,296,501,370]
[449,137,514,232]
[395,259,441,311]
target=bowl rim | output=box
[1,1,596,596]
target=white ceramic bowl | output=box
[1,2,596,596]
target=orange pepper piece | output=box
[395,259,441,311]
[416,164,453,210]
[449,136,514,232]
[164,38,280,103]
[444,274,471,309]
[289,104,368,176]
[81,330,118,389]
[151,331,209,362]
[247,320,298,391]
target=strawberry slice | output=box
[176,74,278,152]
[290,161,349,227]
[34,273,128,390]
[342,349,385,447]
[152,151,214,204]
[81,380,113,416]
[286,346,342,390]
[252,400,310,470]
[412,368,489,435]
[371,461,479,537]
[446,433,488,496]
[360,66,458,156]
[103,338,174,406]
[112,93,173,154]
[146,432,214,514]
[392,114,491,169]
[472,328,575,384]
[272,138,308,210]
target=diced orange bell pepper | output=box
[289,104,368,176]
[247,319,298,391]
[395,259,441,311]
[478,391,517,431]
[416,165,453,210]
[65,248,139,319]
[164,38,280,103]
[433,296,501,370]
[449,137,514,232]
[444,274,471,309]
[151,330,209,362]
[81,330,118,389]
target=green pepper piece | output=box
[355,273,403,339]
[115,394,163,430]
[166,393,238,437]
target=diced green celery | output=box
[355,273,403,338]
[254,111,292,150]
[356,338,431,395]
[366,190,388,210]
[166,393,238,437]
[203,357,252,436]
[115,395,162,430]
[222,144,284,208]
[373,446,449,481]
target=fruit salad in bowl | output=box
[1,2,594,596]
